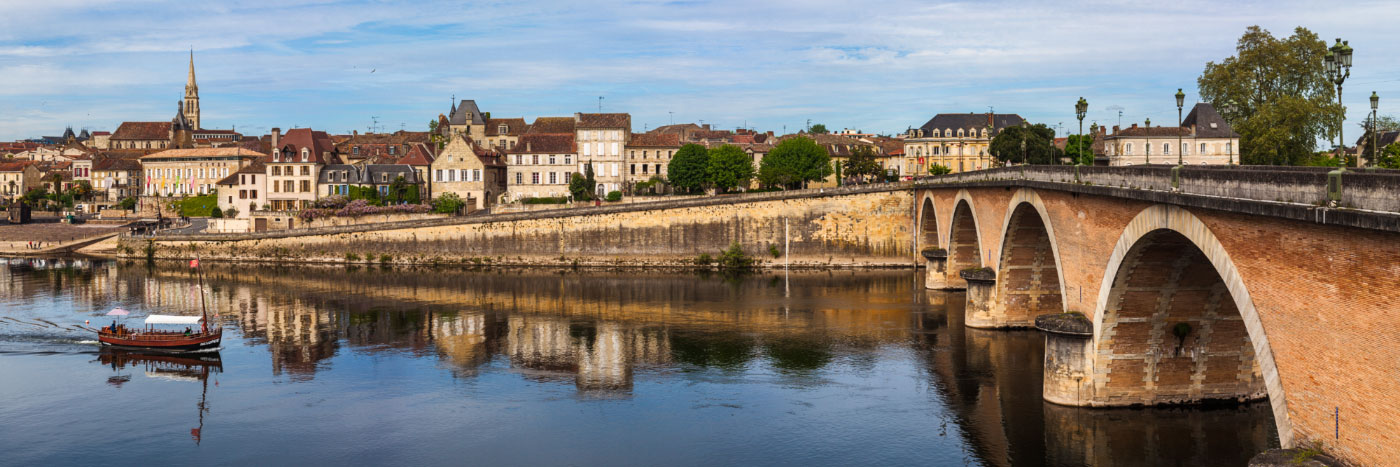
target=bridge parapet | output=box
[917,165,1400,214]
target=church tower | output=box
[184,50,201,130]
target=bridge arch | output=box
[992,189,1067,326]
[1090,204,1293,447]
[945,190,983,289]
[918,194,938,250]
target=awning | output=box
[144,315,203,325]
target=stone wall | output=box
[122,185,916,268]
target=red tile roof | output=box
[510,134,575,154]
[575,113,631,130]
[527,117,576,135]
[111,122,171,141]
[627,132,680,148]
[396,143,436,166]
[485,118,528,136]
[271,128,338,164]
[0,161,36,172]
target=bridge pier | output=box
[921,248,948,289]
[1035,313,1094,406]
[959,268,1002,329]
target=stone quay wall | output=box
[119,183,917,268]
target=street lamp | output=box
[1075,97,1088,166]
[1325,38,1353,166]
[1175,88,1185,166]
[1371,91,1380,167]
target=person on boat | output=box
[184,327,192,336]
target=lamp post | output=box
[1175,89,1185,166]
[1325,38,1353,166]
[1075,97,1088,166]
[1371,92,1380,167]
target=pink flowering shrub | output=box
[298,199,431,220]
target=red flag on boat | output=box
[189,259,199,268]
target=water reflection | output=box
[96,349,221,444]
[0,259,1277,465]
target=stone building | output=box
[575,113,631,197]
[432,134,505,210]
[483,118,527,152]
[1101,104,1239,165]
[139,147,263,197]
[266,128,339,211]
[446,99,487,142]
[0,161,40,200]
[504,133,576,202]
[109,122,173,150]
[91,157,142,201]
[215,160,266,217]
[623,132,679,184]
[903,112,1025,175]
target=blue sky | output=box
[1,0,1397,142]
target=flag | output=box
[189,259,199,268]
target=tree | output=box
[990,124,1059,165]
[1198,26,1343,165]
[707,144,755,193]
[223,207,239,218]
[431,192,465,213]
[1378,143,1400,169]
[929,164,952,176]
[759,137,832,189]
[210,206,223,218]
[568,173,592,201]
[667,143,710,193]
[1358,114,1399,134]
[842,146,882,183]
[584,162,597,197]
[1063,134,1096,165]
[117,197,136,211]
[809,123,829,134]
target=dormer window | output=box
[389,146,397,155]
[499,125,508,134]
[957,129,964,138]
[273,149,281,162]
[300,148,309,162]
[380,173,388,183]
[353,147,360,155]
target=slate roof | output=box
[1181,103,1239,138]
[485,118,528,136]
[916,113,1025,136]
[111,122,171,140]
[1110,125,1190,138]
[363,164,422,184]
[317,164,366,185]
[575,113,631,130]
[626,132,681,148]
[527,117,576,135]
[510,134,575,154]
[449,100,485,126]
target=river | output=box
[0,258,1277,466]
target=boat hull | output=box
[98,331,221,351]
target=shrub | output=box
[694,253,713,266]
[223,207,238,218]
[345,252,360,262]
[117,197,137,210]
[605,191,622,202]
[717,242,754,270]
[522,196,569,205]
[431,192,465,213]
[929,164,952,176]
[315,195,350,209]
[297,199,431,220]
[768,244,782,258]
[379,254,392,263]
[209,207,223,218]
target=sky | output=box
[1,0,1398,142]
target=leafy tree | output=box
[1063,134,1096,165]
[1378,143,1400,169]
[605,190,622,202]
[842,146,882,183]
[117,197,137,211]
[69,180,92,201]
[990,124,1059,164]
[584,162,597,197]
[23,187,47,204]
[759,137,832,189]
[568,173,592,201]
[431,192,465,213]
[928,164,952,176]
[210,206,223,218]
[667,143,710,193]
[1358,114,1399,134]
[1198,26,1343,165]
[809,123,829,134]
[707,144,755,193]
[223,207,238,218]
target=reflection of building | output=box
[430,312,491,376]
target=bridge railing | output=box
[918,165,1400,213]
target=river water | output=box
[0,258,1277,466]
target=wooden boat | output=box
[98,258,220,351]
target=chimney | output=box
[987,113,994,127]
[271,128,281,150]
[703,124,711,130]
[1130,124,1138,129]
[1113,125,1120,134]
[574,112,582,123]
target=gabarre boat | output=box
[98,259,220,351]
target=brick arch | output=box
[945,190,982,289]
[1090,204,1293,447]
[918,193,938,250]
[993,190,1067,326]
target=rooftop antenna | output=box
[669,111,674,125]
[598,96,603,112]
[371,116,380,133]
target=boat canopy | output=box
[144,315,204,325]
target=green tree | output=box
[568,173,592,201]
[69,180,92,201]
[707,144,755,193]
[1198,26,1343,165]
[1378,143,1400,169]
[990,124,1059,164]
[842,145,882,183]
[117,197,137,210]
[928,164,952,176]
[431,192,465,213]
[209,206,223,218]
[1063,134,1096,165]
[809,123,829,134]
[759,137,832,189]
[667,143,710,193]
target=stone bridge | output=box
[913,165,1400,465]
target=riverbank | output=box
[0,222,129,256]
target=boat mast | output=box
[196,257,209,334]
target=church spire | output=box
[184,49,200,130]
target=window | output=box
[473,169,481,181]
[531,172,540,184]
[611,163,618,177]
[532,155,539,165]
[564,155,572,165]
[514,155,522,165]
[284,180,294,192]
[381,174,388,183]
[389,146,397,155]
[549,172,557,184]
[1182,143,1190,155]
[1201,143,1208,154]
[300,148,309,162]
[436,169,443,181]
[353,147,360,155]
[642,164,648,174]
[643,151,649,159]
[1163,142,1171,155]
[1125,143,1133,155]
[582,144,590,156]
[1226,142,1232,154]
[549,155,556,165]
[611,142,618,155]
[499,125,508,134]
[630,164,636,175]
[957,129,964,138]
[654,164,660,174]
[516,172,523,184]
[301,166,310,176]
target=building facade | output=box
[1101,103,1240,165]
[434,135,507,209]
[92,157,142,201]
[623,132,679,184]
[574,113,631,197]
[140,147,262,197]
[504,133,576,201]
[215,160,266,218]
[0,161,40,200]
[903,112,1025,175]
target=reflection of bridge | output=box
[913,165,1400,465]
